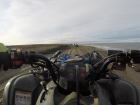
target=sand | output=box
[0,44,140,104]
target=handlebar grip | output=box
[129,50,140,63]
[0,52,10,70]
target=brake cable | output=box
[50,61,59,71]
[93,54,117,69]
[75,65,79,105]
[99,57,116,72]
[30,53,58,84]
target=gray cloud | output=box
[103,33,140,39]
[0,0,140,45]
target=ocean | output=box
[82,42,140,51]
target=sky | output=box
[0,0,140,45]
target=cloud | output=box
[133,28,140,31]
[0,0,140,45]
[43,36,102,44]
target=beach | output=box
[0,44,140,104]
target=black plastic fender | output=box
[94,79,140,105]
[2,73,43,105]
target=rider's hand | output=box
[0,43,10,71]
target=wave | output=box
[90,45,126,51]
[82,42,140,51]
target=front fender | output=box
[2,73,42,105]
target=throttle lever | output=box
[89,81,94,97]
[128,63,134,69]
[40,81,48,94]
[40,81,48,103]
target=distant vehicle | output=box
[75,43,78,47]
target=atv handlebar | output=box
[9,49,58,84]
[3,49,140,105]
[93,50,140,73]
[7,48,140,84]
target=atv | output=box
[2,49,140,105]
